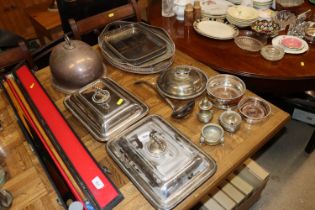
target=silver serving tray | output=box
[107,115,217,210]
[64,77,149,142]
[103,24,167,65]
[98,21,175,74]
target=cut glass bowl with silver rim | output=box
[238,96,271,124]
[260,45,285,61]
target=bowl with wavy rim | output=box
[234,30,268,52]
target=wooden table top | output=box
[0,49,289,209]
[147,1,315,94]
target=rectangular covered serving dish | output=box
[64,77,149,141]
[107,115,217,209]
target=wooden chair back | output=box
[68,0,141,40]
[0,41,34,71]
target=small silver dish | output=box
[304,26,315,44]
[219,110,242,133]
[238,96,271,124]
[200,123,224,145]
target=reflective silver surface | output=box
[64,78,149,141]
[157,65,208,100]
[98,21,175,74]
[206,74,246,109]
[200,123,224,145]
[107,115,216,210]
[219,110,242,133]
[50,37,105,93]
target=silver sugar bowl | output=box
[219,110,242,133]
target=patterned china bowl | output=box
[251,20,280,37]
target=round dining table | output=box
[147,1,315,94]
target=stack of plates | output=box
[272,35,309,54]
[200,0,234,18]
[253,0,273,9]
[227,0,241,5]
[98,21,175,74]
[226,6,259,27]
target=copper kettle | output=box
[49,35,105,94]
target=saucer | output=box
[272,35,309,54]
[280,37,303,50]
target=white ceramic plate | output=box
[201,0,234,16]
[194,20,239,40]
[227,5,259,20]
[272,35,309,54]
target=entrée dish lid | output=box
[107,115,217,210]
[157,65,208,100]
[64,77,149,142]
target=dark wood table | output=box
[147,1,315,94]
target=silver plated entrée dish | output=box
[64,77,149,141]
[107,115,216,210]
[157,65,208,100]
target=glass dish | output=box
[234,30,267,52]
[260,45,285,61]
[238,96,271,124]
[272,10,296,31]
[234,35,264,52]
